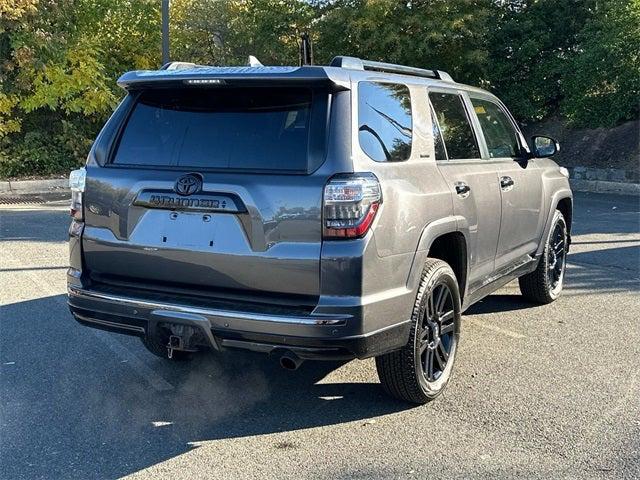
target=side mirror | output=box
[531,135,560,158]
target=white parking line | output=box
[466,319,526,339]
[21,269,175,392]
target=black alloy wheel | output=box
[547,221,567,293]
[376,258,461,404]
[519,209,568,304]
[419,283,456,382]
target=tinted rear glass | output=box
[113,88,314,171]
[471,98,520,158]
[429,92,480,160]
[358,82,412,162]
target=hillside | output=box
[524,119,639,182]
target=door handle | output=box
[454,182,471,198]
[500,176,514,191]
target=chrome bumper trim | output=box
[68,286,347,327]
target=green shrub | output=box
[561,0,640,127]
[0,113,94,178]
[1,0,639,178]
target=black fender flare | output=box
[536,189,573,258]
[406,216,469,297]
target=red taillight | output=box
[69,168,86,221]
[323,173,382,239]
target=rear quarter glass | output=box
[111,86,329,173]
[357,81,412,162]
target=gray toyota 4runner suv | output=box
[67,57,572,404]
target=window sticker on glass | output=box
[470,98,521,158]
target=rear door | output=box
[468,95,544,270]
[81,85,342,305]
[428,90,502,290]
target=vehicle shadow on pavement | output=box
[465,294,534,315]
[465,242,640,316]
[568,245,639,280]
[0,294,412,479]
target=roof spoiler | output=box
[117,66,349,90]
[330,56,453,82]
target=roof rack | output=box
[330,56,453,82]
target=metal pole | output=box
[299,33,313,66]
[162,0,170,65]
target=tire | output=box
[141,335,192,361]
[519,210,568,304]
[375,258,462,404]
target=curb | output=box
[569,179,639,196]
[0,178,68,194]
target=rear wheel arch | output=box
[407,219,468,302]
[426,232,468,304]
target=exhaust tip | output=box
[279,352,302,371]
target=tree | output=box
[171,0,316,65]
[0,0,38,138]
[0,0,160,177]
[487,0,597,122]
[562,0,640,127]
[314,0,494,85]
[1,0,638,177]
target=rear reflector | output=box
[323,173,381,239]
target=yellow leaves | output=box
[0,0,38,21]
[228,0,258,16]
[20,44,117,116]
[0,93,21,137]
[132,54,154,70]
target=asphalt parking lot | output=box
[1,191,638,479]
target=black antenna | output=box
[162,0,170,65]
[299,33,313,66]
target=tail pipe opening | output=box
[279,351,303,370]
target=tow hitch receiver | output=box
[165,324,200,359]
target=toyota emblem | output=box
[174,174,202,196]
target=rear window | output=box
[112,87,316,171]
[358,81,412,162]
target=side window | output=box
[358,81,412,162]
[430,106,447,160]
[471,98,521,158]
[429,92,480,160]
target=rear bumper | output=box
[67,284,410,360]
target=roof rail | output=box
[330,56,452,81]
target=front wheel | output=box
[519,209,568,304]
[376,258,462,404]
